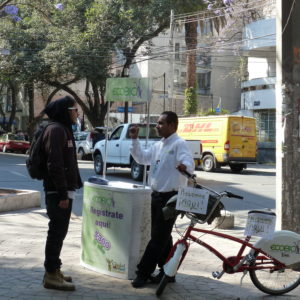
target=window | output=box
[110,126,123,140]
[254,110,275,142]
[197,72,211,95]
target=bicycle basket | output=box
[163,194,224,224]
[189,195,224,224]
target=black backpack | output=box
[26,123,53,180]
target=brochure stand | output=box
[81,181,151,279]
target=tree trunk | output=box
[25,82,37,140]
[185,18,198,89]
[280,0,300,233]
[6,81,17,132]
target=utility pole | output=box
[122,66,129,123]
[277,0,300,232]
[168,10,175,111]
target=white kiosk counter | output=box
[81,181,151,279]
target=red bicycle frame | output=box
[166,224,286,274]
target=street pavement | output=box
[1,164,300,299]
[1,207,300,300]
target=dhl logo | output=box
[178,122,219,133]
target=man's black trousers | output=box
[44,192,73,272]
[136,191,177,278]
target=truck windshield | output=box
[127,125,160,139]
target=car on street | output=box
[74,131,94,160]
[74,127,107,160]
[0,133,30,154]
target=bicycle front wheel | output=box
[249,253,300,295]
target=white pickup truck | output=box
[93,123,202,181]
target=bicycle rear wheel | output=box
[156,275,170,297]
[249,252,300,295]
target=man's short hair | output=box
[161,111,178,130]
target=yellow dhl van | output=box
[177,115,257,173]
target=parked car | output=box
[74,128,107,160]
[74,131,93,160]
[0,133,30,154]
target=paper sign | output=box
[176,186,210,214]
[244,212,276,239]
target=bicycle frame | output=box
[165,222,286,277]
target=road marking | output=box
[10,171,28,178]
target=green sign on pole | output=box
[105,78,152,102]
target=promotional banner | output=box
[105,78,152,102]
[81,182,151,279]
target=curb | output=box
[0,189,40,212]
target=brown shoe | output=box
[57,269,72,282]
[43,270,75,291]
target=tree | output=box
[279,0,300,232]
[0,0,112,131]
[184,86,197,115]
[0,1,12,11]
[1,0,175,128]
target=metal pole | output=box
[103,109,110,179]
[143,77,152,187]
[169,10,175,111]
[163,72,166,111]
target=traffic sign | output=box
[158,93,168,99]
[117,106,133,113]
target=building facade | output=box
[241,16,276,162]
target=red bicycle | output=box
[156,173,300,297]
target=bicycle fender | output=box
[163,243,186,277]
[251,230,300,266]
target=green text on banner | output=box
[105,78,152,102]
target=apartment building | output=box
[240,15,276,162]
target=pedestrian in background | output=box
[42,96,82,291]
[129,111,194,288]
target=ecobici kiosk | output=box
[81,77,153,279]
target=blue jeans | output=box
[44,192,73,272]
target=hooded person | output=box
[42,96,82,291]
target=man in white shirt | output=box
[129,111,194,288]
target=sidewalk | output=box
[0,207,299,300]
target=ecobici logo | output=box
[112,79,143,98]
[270,241,300,254]
[113,87,138,97]
[92,194,115,208]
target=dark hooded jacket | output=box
[42,96,83,200]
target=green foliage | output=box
[184,87,197,115]
[0,0,218,127]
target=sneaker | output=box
[57,269,72,282]
[43,270,75,291]
[131,275,148,288]
[149,270,176,284]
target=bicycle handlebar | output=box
[224,191,244,200]
[179,170,243,200]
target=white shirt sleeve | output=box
[176,139,195,174]
[130,139,153,166]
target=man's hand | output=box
[129,125,139,139]
[58,199,69,209]
[176,164,187,172]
